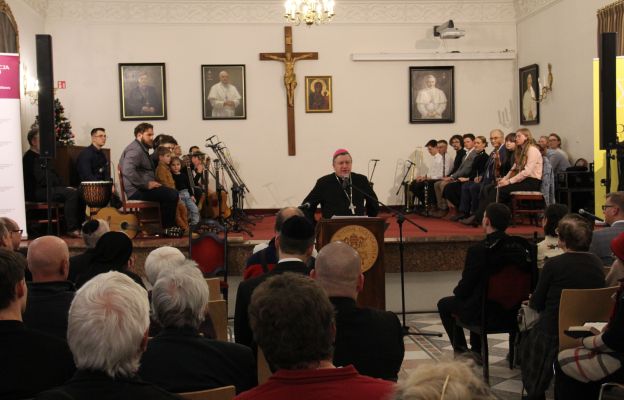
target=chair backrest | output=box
[177,385,236,400]
[190,233,225,276]
[558,286,619,351]
[207,299,228,341]
[205,278,222,301]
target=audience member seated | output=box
[139,262,257,394]
[607,233,624,286]
[235,273,394,400]
[476,128,543,224]
[392,361,496,400]
[75,231,144,289]
[22,126,82,237]
[144,246,186,288]
[244,206,306,280]
[437,203,526,363]
[0,220,11,250]
[409,139,444,211]
[537,204,567,268]
[546,133,571,174]
[538,135,549,152]
[500,132,516,176]
[539,145,555,206]
[312,241,404,381]
[68,219,109,282]
[555,279,624,399]
[432,134,464,216]
[0,249,75,399]
[444,135,488,221]
[235,215,315,350]
[36,272,179,400]
[0,217,22,252]
[590,191,624,266]
[22,236,75,340]
[520,214,606,400]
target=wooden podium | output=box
[317,217,385,310]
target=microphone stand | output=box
[348,181,441,338]
[396,162,415,213]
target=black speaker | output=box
[600,32,617,150]
[36,34,55,159]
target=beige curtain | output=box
[598,0,624,55]
[0,0,18,53]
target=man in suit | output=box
[119,122,179,229]
[76,128,111,182]
[0,249,75,399]
[234,215,315,350]
[237,273,394,400]
[590,191,624,265]
[23,236,75,340]
[302,149,378,222]
[311,241,404,381]
[139,261,256,394]
[36,271,179,400]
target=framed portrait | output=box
[409,66,454,123]
[305,76,332,113]
[519,64,539,125]
[201,65,246,120]
[119,63,167,121]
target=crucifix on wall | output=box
[260,26,318,156]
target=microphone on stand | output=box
[406,160,416,166]
[298,203,311,210]
[341,175,351,190]
[207,135,217,141]
[370,159,380,162]
[579,208,605,223]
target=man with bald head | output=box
[311,241,404,381]
[23,236,75,339]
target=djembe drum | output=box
[80,181,113,214]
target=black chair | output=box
[455,236,537,384]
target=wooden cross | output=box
[260,26,318,156]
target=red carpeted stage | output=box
[61,211,543,277]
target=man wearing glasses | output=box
[0,217,22,252]
[589,191,624,265]
[76,128,111,182]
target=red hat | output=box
[333,148,350,160]
[610,232,624,261]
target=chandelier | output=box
[284,0,335,26]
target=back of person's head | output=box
[274,207,304,233]
[27,235,69,281]
[81,219,110,249]
[92,231,133,269]
[606,191,624,217]
[68,271,149,378]
[0,248,26,311]
[313,241,362,298]
[277,215,315,256]
[543,204,568,237]
[249,273,334,370]
[144,246,185,286]
[557,214,592,252]
[133,122,153,137]
[484,203,511,232]
[151,261,208,330]
[393,361,495,400]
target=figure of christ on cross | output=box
[260,26,318,156]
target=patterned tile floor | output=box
[401,313,554,400]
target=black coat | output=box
[35,370,180,400]
[76,144,110,182]
[234,260,310,349]
[0,320,75,400]
[139,326,257,394]
[22,280,76,340]
[331,297,404,381]
[302,172,379,220]
[68,249,95,283]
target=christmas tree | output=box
[32,98,75,146]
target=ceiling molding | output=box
[514,0,562,21]
[41,0,516,24]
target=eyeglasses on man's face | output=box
[602,204,616,211]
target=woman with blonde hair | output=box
[393,361,495,400]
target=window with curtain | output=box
[0,0,19,53]
[598,0,624,56]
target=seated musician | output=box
[22,126,82,237]
[189,149,208,204]
[301,149,379,223]
[410,139,444,212]
[76,128,110,182]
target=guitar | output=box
[94,207,140,239]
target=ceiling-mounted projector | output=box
[434,20,465,39]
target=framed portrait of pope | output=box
[201,64,246,120]
[409,66,454,123]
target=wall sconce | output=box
[531,63,553,103]
[22,65,39,104]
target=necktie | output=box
[442,154,446,176]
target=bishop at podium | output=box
[302,149,379,222]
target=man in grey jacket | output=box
[589,191,624,265]
[119,123,178,229]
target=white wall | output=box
[517,0,612,162]
[14,0,518,208]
